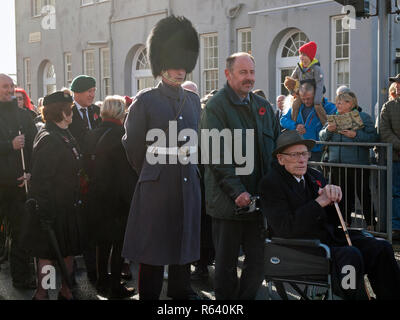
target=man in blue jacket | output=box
[281,82,336,161]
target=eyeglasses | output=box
[16,97,24,101]
[280,151,311,160]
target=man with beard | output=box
[200,53,279,299]
[0,73,37,289]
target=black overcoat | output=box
[259,162,343,246]
[25,122,83,259]
[121,81,201,266]
[84,120,138,244]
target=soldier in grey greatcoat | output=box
[121,15,202,300]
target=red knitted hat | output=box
[299,41,317,61]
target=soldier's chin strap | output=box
[161,71,185,86]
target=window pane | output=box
[336,46,342,59]
[343,45,349,58]
[336,32,342,45]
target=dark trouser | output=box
[196,210,215,268]
[97,241,123,290]
[331,167,374,225]
[138,263,193,300]
[212,217,265,300]
[0,187,33,283]
[331,234,400,300]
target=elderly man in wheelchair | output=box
[259,130,400,300]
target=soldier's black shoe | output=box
[191,266,209,281]
[12,278,37,290]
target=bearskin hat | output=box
[147,15,199,78]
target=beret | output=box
[43,91,73,106]
[70,75,96,93]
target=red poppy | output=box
[259,107,266,116]
[93,113,99,120]
[316,180,322,188]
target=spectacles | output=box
[16,97,24,101]
[280,151,311,160]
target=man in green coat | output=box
[200,52,279,299]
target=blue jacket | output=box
[280,98,337,152]
[319,110,378,165]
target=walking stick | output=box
[334,202,371,300]
[19,131,39,282]
[18,130,28,194]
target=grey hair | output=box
[298,82,315,95]
[226,52,255,72]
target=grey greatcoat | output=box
[121,81,201,266]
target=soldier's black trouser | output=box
[138,263,193,300]
[0,187,33,283]
[212,217,265,300]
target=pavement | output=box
[0,243,399,301]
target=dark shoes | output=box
[109,285,136,300]
[12,278,37,290]
[191,265,209,281]
[121,263,132,281]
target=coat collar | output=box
[224,82,251,107]
[272,161,321,198]
[158,80,185,100]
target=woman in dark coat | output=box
[84,95,137,299]
[28,91,83,300]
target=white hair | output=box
[336,85,351,96]
[282,95,294,115]
[182,81,199,95]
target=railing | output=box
[309,141,393,243]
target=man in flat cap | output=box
[69,75,102,283]
[378,74,400,241]
[0,73,37,289]
[122,15,202,300]
[259,130,400,299]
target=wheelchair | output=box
[236,196,335,300]
[264,236,333,300]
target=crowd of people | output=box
[1,14,400,300]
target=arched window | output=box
[131,46,157,95]
[276,30,310,96]
[43,62,56,96]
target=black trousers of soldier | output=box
[138,263,193,300]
